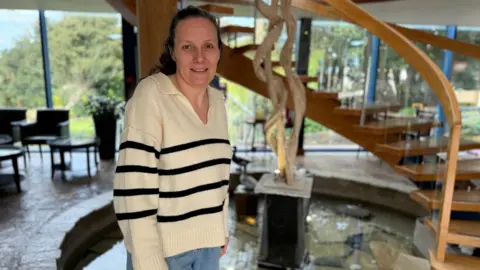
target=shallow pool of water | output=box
[82,195,425,270]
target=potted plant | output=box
[84,89,124,160]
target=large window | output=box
[45,11,124,138]
[304,20,369,148]
[219,16,279,150]
[376,25,445,112]
[452,26,480,137]
[0,10,46,121]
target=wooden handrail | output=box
[292,0,480,61]
[292,0,461,128]
[388,24,480,60]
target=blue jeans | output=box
[126,247,221,270]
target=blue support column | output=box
[437,25,457,136]
[39,10,53,108]
[367,35,380,104]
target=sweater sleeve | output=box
[113,77,168,270]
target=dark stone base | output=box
[258,194,310,269]
[234,184,258,220]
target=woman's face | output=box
[173,17,220,88]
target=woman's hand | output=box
[220,238,229,256]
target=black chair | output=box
[0,108,27,143]
[19,109,70,159]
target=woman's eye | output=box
[205,43,214,49]
[182,45,191,50]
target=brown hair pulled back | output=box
[149,5,223,76]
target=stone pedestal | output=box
[255,172,313,269]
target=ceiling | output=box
[0,0,479,27]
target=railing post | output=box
[367,34,380,104]
[39,10,53,108]
[437,25,457,136]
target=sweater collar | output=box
[152,72,224,101]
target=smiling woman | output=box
[113,5,232,270]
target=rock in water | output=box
[313,256,344,268]
[335,204,372,220]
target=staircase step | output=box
[260,60,296,68]
[410,189,480,212]
[429,250,480,270]
[376,137,480,157]
[425,218,480,247]
[233,44,260,54]
[298,75,317,83]
[354,118,437,135]
[395,159,480,181]
[272,60,296,68]
[198,4,234,15]
[221,25,254,34]
[334,103,402,117]
[309,91,339,100]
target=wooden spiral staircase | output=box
[108,0,480,268]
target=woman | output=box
[113,6,231,270]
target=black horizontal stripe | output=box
[157,202,224,222]
[119,141,160,159]
[159,180,229,198]
[114,188,159,196]
[158,158,231,175]
[116,165,158,174]
[161,138,230,154]
[116,209,158,220]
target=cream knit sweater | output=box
[113,72,231,269]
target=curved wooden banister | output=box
[389,24,480,60]
[294,0,480,61]
[292,0,461,128]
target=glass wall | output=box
[3,8,478,151]
[452,26,480,137]
[375,25,445,116]
[45,11,124,138]
[219,16,277,150]
[304,20,369,148]
[0,10,46,121]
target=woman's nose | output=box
[194,48,205,62]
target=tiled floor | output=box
[0,149,420,270]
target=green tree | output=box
[0,14,124,115]
[47,15,123,115]
[0,26,45,108]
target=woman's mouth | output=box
[191,68,208,72]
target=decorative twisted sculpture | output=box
[252,0,307,185]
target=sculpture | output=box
[252,0,307,185]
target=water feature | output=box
[81,194,422,270]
